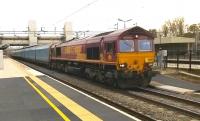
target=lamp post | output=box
[114,23,118,30]
[83,30,89,37]
[118,18,132,28]
[159,33,161,49]
[0,33,3,45]
[54,27,57,35]
[158,31,163,50]
[133,22,137,26]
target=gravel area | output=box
[192,94,200,98]
[17,60,200,121]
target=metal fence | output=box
[155,50,200,71]
[167,50,200,60]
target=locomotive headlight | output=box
[119,64,125,68]
[119,63,126,68]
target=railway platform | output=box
[0,57,138,121]
[151,72,200,94]
[152,63,200,94]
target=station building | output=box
[154,36,200,55]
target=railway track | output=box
[138,87,200,106]
[127,87,200,119]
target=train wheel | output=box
[140,71,152,87]
[51,62,56,69]
[112,79,119,88]
[79,67,85,77]
[48,63,51,69]
[84,68,91,79]
[96,71,104,83]
[64,65,69,73]
[141,78,151,87]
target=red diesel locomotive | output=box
[50,26,155,88]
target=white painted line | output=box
[179,71,200,78]
[27,69,44,76]
[194,92,200,95]
[156,85,194,94]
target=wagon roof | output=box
[51,42,64,48]
[56,37,88,47]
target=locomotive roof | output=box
[102,26,154,38]
[93,31,114,37]
[55,26,154,47]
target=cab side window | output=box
[105,42,115,53]
[86,46,100,60]
[56,47,61,57]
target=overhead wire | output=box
[53,0,99,26]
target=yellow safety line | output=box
[28,75,103,121]
[24,77,70,121]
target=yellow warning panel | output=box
[24,77,70,121]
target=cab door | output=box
[104,41,116,62]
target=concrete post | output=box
[64,22,73,41]
[0,50,3,69]
[28,20,38,46]
[197,32,200,51]
[187,43,190,53]
[195,31,200,53]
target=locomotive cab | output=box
[114,29,155,87]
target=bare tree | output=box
[149,29,157,37]
[162,17,185,37]
[167,20,176,36]
[188,24,199,34]
[176,17,184,36]
[162,23,168,37]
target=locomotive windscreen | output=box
[138,39,152,51]
[119,40,135,52]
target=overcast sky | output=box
[0,0,199,31]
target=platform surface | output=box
[152,74,200,93]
